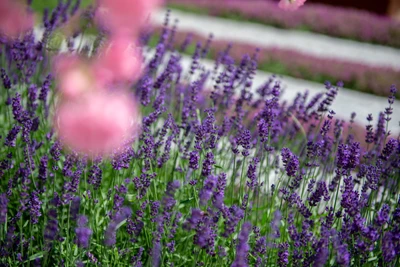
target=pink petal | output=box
[53,54,96,99]
[92,35,143,86]
[95,0,161,35]
[0,0,34,39]
[55,90,141,156]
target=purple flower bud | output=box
[1,68,11,89]
[150,201,160,221]
[39,74,52,102]
[38,156,48,182]
[189,150,200,170]
[340,177,360,217]
[104,223,117,247]
[212,173,227,209]
[318,83,338,112]
[277,243,289,267]
[105,207,132,247]
[0,194,8,224]
[29,190,42,224]
[382,231,396,262]
[4,125,21,147]
[270,210,282,239]
[257,118,269,142]
[281,148,299,177]
[184,209,203,231]
[232,222,251,267]
[50,141,62,162]
[151,241,161,267]
[88,164,102,190]
[335,242,350,266]
[71,0,81,16]
[336,142,360,172]
[246,157,260,189]
[374,204,390,227]
[162,180,180,212]
[70,197,81,221]
[44,209,58,242]
[201,152,215,177]
[12,93,25,123]
[75,215,92,248]
[222,205,244,237]
[308,181,330,207]
[140,76,153,106]
[199,175,217,206]
[380,139,398,161]
[87,251,98,264]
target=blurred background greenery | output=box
[30,0,92,16]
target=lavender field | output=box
[0,0,399,266]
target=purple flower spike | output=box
[232,222,251,267]
[199,175,218,206]
[0,194,9,224]
[29,190,42,224]
[4,125,21,147]
[75,215,92,248]
[105,207,132,247]
[201,152,215,177]
[151,241,161,267]
[246,157,260,189]
[1,68,11,89]
[44,209,58,242]
[382,231,396,262]
[278,243,289,267]
[212,173,227,209]
[70,196,81,221]
[189,150,200,170]
[281,148,299,177]
[308,181,330,207]
[184,209,203,230]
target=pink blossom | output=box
[92,35,143,86]
[53,55,96,99]
[278,0,306,11]
[55,90,141,156]
[0,0,34,39]
[95,0,161,35]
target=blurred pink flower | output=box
[95,0,161,35]
[278,0,306,11]
[92,35,143,85]
[55,90,141,156]
[53,54,96,99]
[0,0,34,38]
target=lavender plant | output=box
[0,1,399,266]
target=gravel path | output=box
[153,9,400,70]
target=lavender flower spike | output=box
[232,222,251,267]
[0,194,8,224]
[75,215,92,248]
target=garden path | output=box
[153,9,400,70]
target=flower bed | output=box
[167,0,400,48]
[0,1,399,266]
[149,26,400,97]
